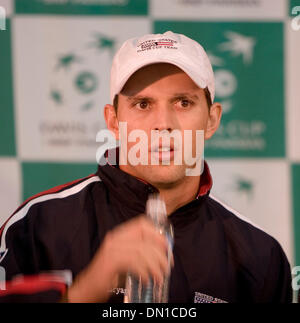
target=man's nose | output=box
[153,104,177,132]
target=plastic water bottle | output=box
[124,194,174,303]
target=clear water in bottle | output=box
[124,194,174,303]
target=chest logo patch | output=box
[194,291,227,303]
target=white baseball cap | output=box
[110,31,215,104]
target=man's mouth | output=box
[150,145,176,163]
[153,147,173,152]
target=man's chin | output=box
[140,165,187,188]
[120,163,190,187]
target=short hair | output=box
[203,87,213,109]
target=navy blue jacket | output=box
[0,156,292,303]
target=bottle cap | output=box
[146,194,167,226]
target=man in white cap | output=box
[0,31,292,303]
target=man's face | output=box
[105,63,221,189]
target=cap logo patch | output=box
[137,38,178,53]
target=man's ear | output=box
[205,102,222,140]
[104,104,119,140]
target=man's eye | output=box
[176,99,191,108]
[181,100,190,107]
[136,101,149,109]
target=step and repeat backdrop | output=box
[0,0,299,271]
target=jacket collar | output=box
[96,148,213,215]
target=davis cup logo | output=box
[209,30,256,114]
[49,32,116,112]
[201,27,269,155]
[35,31,118,159]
